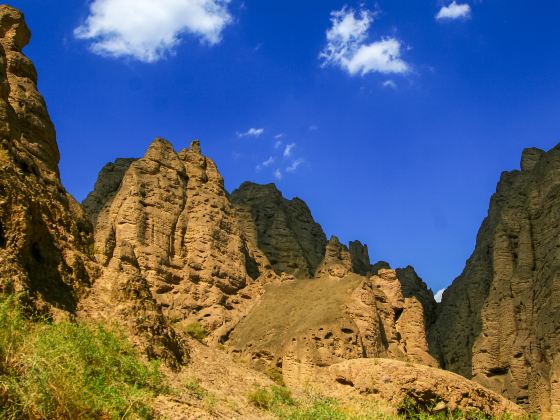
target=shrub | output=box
[184,322,209,342]
[248,385,295,411]
[0,295,166,419]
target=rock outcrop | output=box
[82,139,268,353]
[283,357,523,417]
[231,182,327,278]
[349,240,372,275]
[0,6,96,317]
[433,145,560,415]
[315,236,352,278]
[227,266,439,374]
[82,158,135,223]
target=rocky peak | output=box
[349,240,371,275]
[520,147,544,172]
[315,235,352,278]
[231,181,327,278]
[0,6,59,183]
[82,158,136,223]
[0,5,30,50]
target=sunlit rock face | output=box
[0,5,97,317]
[433,146,560,415]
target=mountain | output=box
[0,4,555,418]
[432,146,560,415]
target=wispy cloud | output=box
[75,0,232,62]
[274,133,286,139]
[436,2,471,21]
[274,140,283,150]
[320,6,409,76]
[286,159,304,173]
[283,143,296,158]
[256,156,275,171]
[382,79,397,89]
[274,169,283,180]
[237,127,264,138]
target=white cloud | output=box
[434,288,446,303]
[436,2,471,21]
[383,79,397,89]
[75,0,232,62]
[283,143,296,158]
[255,156,275,171]
[308,125,319,132]
[320,6,409,76]
[286,159,304,173]
[274,140,283,150]
[274,169,283,180]
[274,133,286,139]
[237,127,264,138]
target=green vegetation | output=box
[184,321,209,342]
[265,366,285,385]
[247,386,528,420]
[0,295,166,419]
[185,377,209,400]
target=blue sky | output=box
[9,0,560,295]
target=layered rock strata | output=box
[0,6,96,317]
[433,146,560,416]
[83,139,269,341]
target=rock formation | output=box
[231,182,327,278]
[433,145,560,415]
[227,266,439,373]
[315,236,353,278]
[82,158,135,224]
[82,139,269,346]
[283,357,523,417]
[349,240,372,275]
[0,5,96,318]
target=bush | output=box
[184,322,209,342]
[247,385,295,411]
[0,295,166,419]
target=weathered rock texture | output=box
[283,357,523,417]
[227,266,439,374]
[349,240,372,275]
[83,139,268,345]
[315,236,352,278]
[433,145,560,416]
[0,6,97,317]
[231,182,327,278]
[82,158,135,224]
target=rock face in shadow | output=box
[349,240,372,275]
[82,158,136,224]
[0,6,97,317]
[432,145,560,415]
[230,182,327,278]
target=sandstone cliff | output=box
[81,140,270,355]
[433,146,560,415]
[0,6,96,317]
[231,182,327,278]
